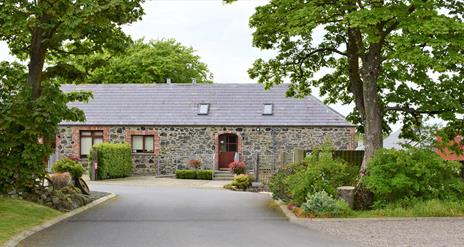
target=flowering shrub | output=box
[228,161,247,174]
[188,159,202,169]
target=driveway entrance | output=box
[19,181,358,247]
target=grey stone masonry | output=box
[56,125,356,179]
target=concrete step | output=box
[213,171,234,181]
[213,177,234,181]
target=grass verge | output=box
[351,200,464,218]
[292,200,464,218]
[0,197,62,245]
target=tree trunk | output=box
[28,27,46,100]
[359,44,384,175]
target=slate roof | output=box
[60,83,352,127]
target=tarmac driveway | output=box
[19,181,358,247]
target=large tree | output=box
[228,0,464,172]
[0,0,144,100]
[0,0,144,192]
[51,39,213,84]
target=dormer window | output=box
[263,103,273,115]
[198,103,209,115]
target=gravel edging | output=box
[277,200,464,247]
[3,193,116,247]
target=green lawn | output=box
[350,200,464,218]
[0,197,62,245]
[292,199,464,218]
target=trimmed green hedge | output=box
[175,170,213,180]
[89,143,132,180]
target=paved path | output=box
[19,181,358,247]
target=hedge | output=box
[175,170,213,180]
[89,143,132,180]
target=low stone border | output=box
[276,200,464,222]
[3,193,117,247]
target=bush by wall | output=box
[175,170,213,180]
[362,148,464,208]
[268,160,308,202]
[224,174,252,191]
[52,157,84,179]
[89,143,132,180]
[286,150,357,206]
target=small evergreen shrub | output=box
[196,170,213,180]
[362,148,464,208]
[188,159,202,169]
[302,191,352,216]
[89,143,132,180]
[176,170,197,179]
[176,170,213,180]
[52,157,84,179]
[229,161,247,175]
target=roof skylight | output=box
[263,103,273,115]
[198,103,209,115]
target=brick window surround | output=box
[213,131,243,170]
[69,126,110,160]
[125,130,161,155]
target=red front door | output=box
[218,134,238,169]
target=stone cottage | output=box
[56,83,356,177]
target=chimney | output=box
[192,78,197,84]
[166,78,171,84]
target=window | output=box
[263,103,273,115]
[132,135,154,153]
[198,103,209,115]
[80,131,103,157]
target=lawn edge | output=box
[3,193,117,247]
[275,199,464,222]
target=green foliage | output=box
[352,199,464,218]
[196,170,213,180]
[52,158,84,179]
[230,174,252,190]
[229,0,464,147]
[0,0,143,193]
[175,170,213,180]
[302,191,352,217]
[268,160,308,202]
[52,39,213,84]
[0,0,144,60]
[287,149,357,206]
[89,143,132,180]
[0,62,90,193]
[176,170,197,179]
[362,148,464,208]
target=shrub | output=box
[286,150,357,206]
[229,161,247,175]
[89,143,132,180]
[188,159,202,169]
[52,158,84,179]
[230,174,252,190]
[176,170,213,180]
[269,160,308,202]
[176,170,197,179]
[196,170,213,180]
[362,148,464,208]
[302,191,352,216]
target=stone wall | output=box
[56,125,356,178]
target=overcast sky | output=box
[0,0,359,119]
